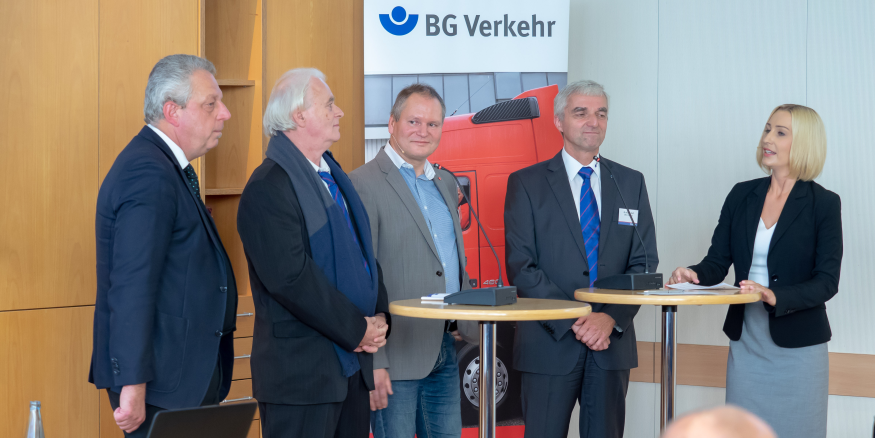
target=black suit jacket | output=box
[689,177,843,348]
[90,126,236,409]
[505,152,658,373]
[237,158,390,405]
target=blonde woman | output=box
[667,105,842,437]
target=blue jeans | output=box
[370,332,463,438]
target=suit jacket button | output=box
[220,286,227,293]
[771,275,778,282]
[436,271,443,277]
[583,271,589,276]
[215,330,223,337]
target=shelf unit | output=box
[201,0,264,301]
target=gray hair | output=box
[554,80,610,120]
[391,83,446,122]
[143,54,217,124]
[263,68,326,137]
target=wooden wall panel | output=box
[98,0,200,182]
[0,0,98,311]
[264,0,365,170]
[100,392,124,438]
[0,307,98,437]
[205,86,258,190]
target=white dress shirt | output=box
[147,124,190,169]
[384,141,437,179]
[561,147,601,220]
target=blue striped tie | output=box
[578,167,599,286]
[318,171,371,276]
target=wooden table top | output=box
[574,288,762,306]
[389,298,592,321]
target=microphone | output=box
[591,156,663,290]
[432,163,517,306]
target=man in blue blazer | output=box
[90,54,236,437]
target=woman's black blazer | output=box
[689,177,842,348]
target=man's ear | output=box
[163,101,182,127]
[292,109,306,128]
[553,114,564,134]
[387,114,397,136]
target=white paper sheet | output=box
[665,282,739,291]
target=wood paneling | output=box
[0,307,98,437]
[223,380,258,419]
[0,0,98,311]
[205,0,260,81]
[247,419,260,438]
[264,0,364,170]
[205,86,261,189]
[204,195,250,296]
[233,337,253,381]
[236,295,255,338]
[633,341,875,398]
[98,0,200,182]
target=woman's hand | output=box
[666,267,699,286]
[739,280,777,306]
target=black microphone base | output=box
[593,273,663,290]
[443,286,518,306]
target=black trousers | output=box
[106,357,223,438]
[259,370,370,438]
[520,346,630,438]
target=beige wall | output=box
[568,0,875,436]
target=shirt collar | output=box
[561,147,600,182]
[308,155,331,174]
[384,141,436,180]
[147,124,190,169]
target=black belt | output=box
[444,320,457,333]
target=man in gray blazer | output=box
[504,80,658,438]
[350,84,475,438]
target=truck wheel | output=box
[456,341,521,427]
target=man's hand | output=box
[370,368,393,411]
[355,315,388,353]
[114,383,147,433]
[571,312,615,351]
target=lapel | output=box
[768,180,809,253]
[139,127,229,265]
[545,152,590,267]
[433,167,468,279]
[597,157,618,258]
[744,178,770,257]
[376,149,442,261]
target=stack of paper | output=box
[421,293,450,303]
[640,282,740,295]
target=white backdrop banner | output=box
[364,0,570,75]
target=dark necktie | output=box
[578,167,600,286]
[183,164,201,199]
[318,171,371,276]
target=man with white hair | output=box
[237,68,391,437]
[504,80,658,438]
[90,54,236,437]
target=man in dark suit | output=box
[90,54,236,437]
[237,68,390,438]
[504,80,658,438]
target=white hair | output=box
[263,68,326,137]
[143,54,216,124]
[554,80,610,120]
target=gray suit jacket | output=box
[350,148,477,381]
[505,152,658,373]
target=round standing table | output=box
[390,298,592,438]
[573,288,761,431]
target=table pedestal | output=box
[660,305,677,430]
[479,322,496,438]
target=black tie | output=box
[183,164,201,199]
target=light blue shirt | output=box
[384,143,461,294]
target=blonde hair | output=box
[757,104,827,181]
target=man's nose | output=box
[218,101,231,121]
[335,104,344,118]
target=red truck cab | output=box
[430,85,563,290]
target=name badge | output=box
[618,208,639,226]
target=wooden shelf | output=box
[205,188,244,196]
[217,78,255,87]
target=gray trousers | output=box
[520,346,630,438]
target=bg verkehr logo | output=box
[380,6,418,35]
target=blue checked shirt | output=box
[384,144,461,294]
